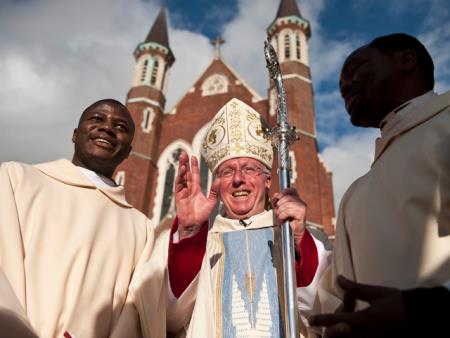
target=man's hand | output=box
[175,151,220,240]
[272,188,306,246]
[309,275,407,338]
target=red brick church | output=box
[116,0,336,238]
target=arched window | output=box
[201,74,229,96]
[284,33,290,59]
[152,140,192,225]
[160,148,182,220]
[296,33,301,60]
[200,155,209,194]
[141,107,154,133]
[199,155,220,224]
[141,59,149,83]
[150,60,159,86]
[115,171,125,186]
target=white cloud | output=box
[419,21,450,94]
[0,0,155,163]
[166,29,213,110]
[220,0,279,96]
[314,90,348,145]
[0,0,213,163]
[321,130,378,208]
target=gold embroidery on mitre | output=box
[201,98,273,173]
[209,129,217,145]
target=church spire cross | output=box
[211,36,225,60]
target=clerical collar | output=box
[239,219,252,227]
[238,210,267,227]
[77,167,117,188]
[379,91,436,137]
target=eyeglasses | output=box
[217,165,267,179]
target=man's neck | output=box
[77,166,117,188]
[71,157,113,179]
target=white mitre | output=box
[201,98,273,174]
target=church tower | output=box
[267,0,335,236]
[116,6,175,212]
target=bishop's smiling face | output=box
[217,157,271,220]
[72,100,135,178]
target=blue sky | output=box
[0,0,449,207]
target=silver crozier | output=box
[264,39,299,338]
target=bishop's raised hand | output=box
[174,151,221,240]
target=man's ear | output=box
[72,128,78,143]
[265,173,272,190]
[400,49,417,73]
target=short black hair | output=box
[78,99,133,128]
[368,33,434,89]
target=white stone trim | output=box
[141,107,155,133]
[300,31,309,66]
[167,107,177,115]
[127,97,163,111]
[130,151,154,162]
[295,32,301,60]
[282,73,312,83]
[151,140,193,225]
[317,153,332,174]
[115,171,125,186]
[297,129,317,138]
[162,65,170,96]
[289,150,297,183]
[269,88,277,117]
[155,57,165,89]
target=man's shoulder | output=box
[338,174,368,211]
[436,90,450,102]
[423,90,450,121]
[1,160,36,178]
[0,161,49,192]
[1,160,31,169]
[1,159,73,184]
[2,159,69,171]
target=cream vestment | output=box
[319,91,450,312]
[0,159,155,338]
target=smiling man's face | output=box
[72,101,135,178]
[217,157,271,220]
[339,45,401,128]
